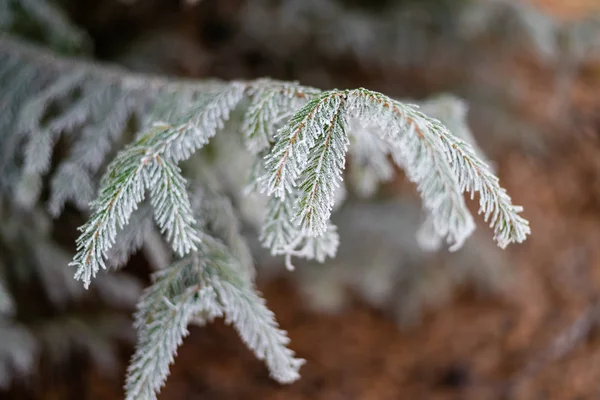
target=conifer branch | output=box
[0,35,531,396]
[71,146,147,288]
[345,88,477,251]
[294,95,348,236]
[125,259,222,400]
[437,134,531,247]
[147,156,200,255]
[260,92,344,199]
[242,79,319,154]
[260,194,299,258]
[70,83,245,287]
[210,273,305,383]
[126,239,303,400]
[200,235,304,383]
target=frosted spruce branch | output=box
[259,87,528,257]
[124,257,222,400]
[15,33,527,282]
[259,192,340,270]
[69,93,247,288]
[1,36,530,396]
[125,240,304,400]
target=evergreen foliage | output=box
[0,1,535,397]
[0,198,141,389]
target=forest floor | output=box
[8,0,600,399]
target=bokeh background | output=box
[5,0,600,398]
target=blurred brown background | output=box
[7,0,600,398]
